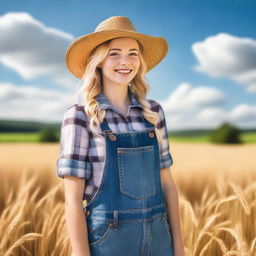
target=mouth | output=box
[114,69,133,75]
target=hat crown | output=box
[95,16,136,32]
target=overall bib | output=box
[84,115,174,256]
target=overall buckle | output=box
[104,131,117,141]
[148,128,155,138]
[113,210,119,231]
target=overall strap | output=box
[141,114,155,130]
[100,119,112,133]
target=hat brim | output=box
[65,29,169,79]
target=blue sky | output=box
[0,0,255,131]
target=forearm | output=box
[65,202,91,256]
[163,180,185,255]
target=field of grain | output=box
[0,142,255,256]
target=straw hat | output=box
[65,16,169,79]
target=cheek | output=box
[102,62,115,74]
[133,59,140,70]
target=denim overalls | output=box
[84,114,174,256]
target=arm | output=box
[160,167,185,256]
[56,105,92,256]
[63,176,91,256]
[150,100,185,255]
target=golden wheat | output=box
[182,198,199,227]
[250,237,256,256]
[0,142,255,255]
[210,234,228,254]
[5,233,42,256]
[228,182,251,215]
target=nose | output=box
[119,55,131,66]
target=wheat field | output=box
[0,142,255,256]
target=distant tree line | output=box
[38,127,59,142]
[209,122,242,144]
[0,120,60,142]
[0,120,59,133]
[0,119,250,144]
[168,121,244,144]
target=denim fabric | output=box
[84,114,174,256]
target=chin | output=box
[114,79,132,84]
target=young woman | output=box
[56,16,185,256]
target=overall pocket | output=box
[86,219,112,246]
[117,145,156,199]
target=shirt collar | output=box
[95,86,143,111]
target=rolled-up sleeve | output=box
[56,105,92,179]
[156,103,174,169]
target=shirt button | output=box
[86,210,91,216]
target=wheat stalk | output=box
[183,198,199,226]
[34,183,62,213]
[225,251,240,255]
[20,244,33,256]
[219,227,243,252]
[244,182,256,195]
[250,237,256,255]
[210,234,228,254]
[214,195,237,213]
[193,231,212,255]
[192,213,221,255]
[4,233,42,256]
[0,204,25,249]
[228,182,250,215]
[198,237,214,256]
[214,220,232,231]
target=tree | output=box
[38,127,59,142]
[209,122,242,144]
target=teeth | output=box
[115,69,131,74]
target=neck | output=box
[102,84,131,116]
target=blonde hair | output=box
[74,37,163,147]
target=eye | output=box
[109,52,138,56]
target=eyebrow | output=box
[109,48,139,52]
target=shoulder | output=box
[146,98,163,113]
[146,98,167,129]
[62,104,89,124]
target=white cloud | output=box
[192,33,256,92]
[161,82,226,113]
[230,104,256,121]
[196,107,227,122]
[0,12,77,87]
[0,83,79,122]
[1,81,256,129]
[159,83,256,130]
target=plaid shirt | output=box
[56,87,173,203]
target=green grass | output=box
[0,132,60,143]
[168,132,256,143]
[240,132,256,143]
[169,134,210,143]
[0,132,256,143]
[0,132,41,142]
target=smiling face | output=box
[100,37,141,88]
